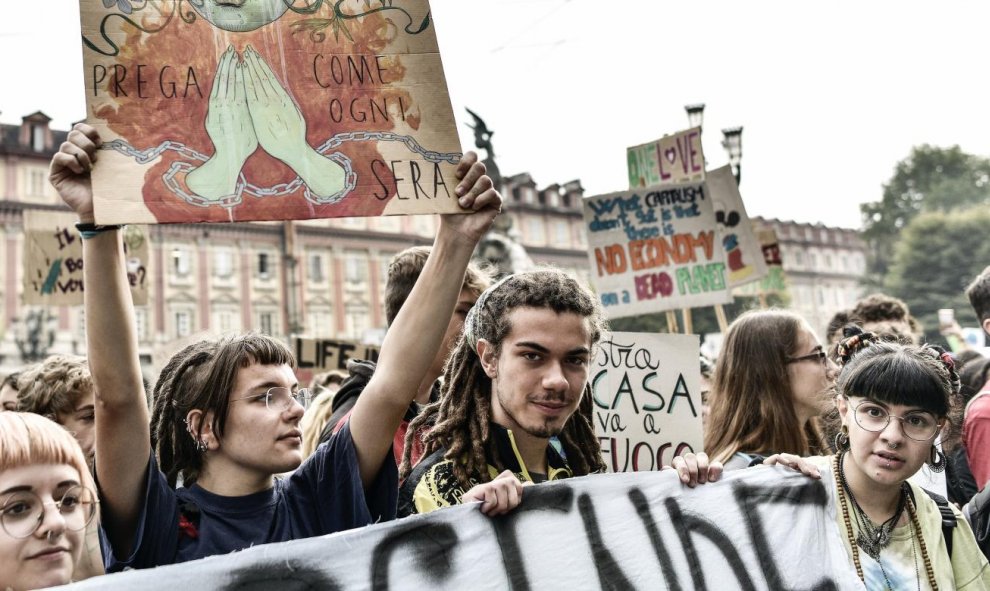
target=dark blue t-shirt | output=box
[100,422,397,570]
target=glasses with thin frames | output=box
[786,348,828,367]
[235,387,311,412]
[0,485,98,539]
[851,399,941,442]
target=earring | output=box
[834,425,850,452]
[928,445,946,473]
[193,436,208,453]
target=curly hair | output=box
[150,332,295,487]
[848,293,922,345]
[16,355,94,420]
[399,269,608,489]
[967,265,990,327]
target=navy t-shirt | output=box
[100,422,397,570]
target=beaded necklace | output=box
[832,453,939,591]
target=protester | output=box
[50,122,501,569]
[942,354,990,506]
[297,370,347,458]
[705,310,837,469]
[13,355,104,579]
[0,412,99,591]
[771,331,989,589]
[826,294,922,352]
[15,355,96,466]
[318,246,492,467]
[965,266,990,490]
[0,371,20,411]
[398,270,721,516]
[851,293,922,345]
[309,369,347,396]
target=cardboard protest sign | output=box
[734,229,789,298]
[23,211,149,306]
[593,333,702,472]
[583,181,732,318]
[80,1,462,225]
[293,337,379,371]
[704,165,768,287]
[292,336,379,384]
[627,127,704,187]
[61,468,863,590]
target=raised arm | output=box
[349,152,500,487]
[50,123,150,553]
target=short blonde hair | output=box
[0,412,95,494]
[16,355,94,420]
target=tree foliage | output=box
[861,145,990,287]
[885,206,990,344]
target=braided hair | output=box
[150,332,295,487]
[835,328,959,412]
[827,327,962,449]
[399,270,608,489]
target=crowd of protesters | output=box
[0,124,987,589]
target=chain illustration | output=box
[102,133,461,209]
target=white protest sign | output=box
[627,127,705,187]
[705,165,768,288]
[583,181,732,318]
[59,468,863,590]
[593,333,702,472]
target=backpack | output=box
[964,483,990,560]
[906,488,957,558]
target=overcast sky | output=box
[3,0,988,229]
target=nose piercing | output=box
[46,530,58,544]
[887,441,899,450]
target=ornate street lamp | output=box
[685,104,705,129]
[721,126,743,184]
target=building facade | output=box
[1,112,868,375]
[752,216,868,337]
[0,113,588,376]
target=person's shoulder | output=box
[969,394,990,416]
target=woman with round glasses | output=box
[50,124,502,570]
[771,333,989,589]
[705,310,838,469]
[0,412,99,590]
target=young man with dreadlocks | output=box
[398,270,722,516]
[50,123,502,569]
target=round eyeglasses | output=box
[234,387,311,412]
[851,400,941,442]
[0,485,98,539]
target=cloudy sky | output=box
[3,0,987,228]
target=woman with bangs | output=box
[0,412,100,591]
[49,123,502,570]
[705,310,838,469]
[767,331,989,589]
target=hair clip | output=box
[835,330,876,366]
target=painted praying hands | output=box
[186,44,346,202]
